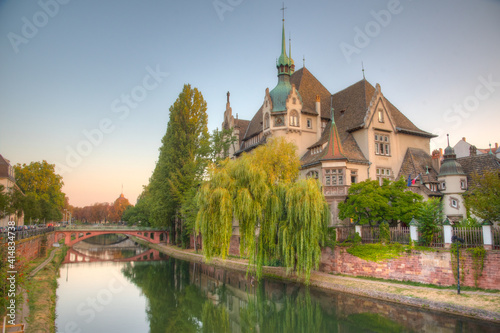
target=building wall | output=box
[320,247,500,290]
[16,232,56,264]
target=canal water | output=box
[56,243,499,333]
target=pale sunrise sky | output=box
[1,0,499,207]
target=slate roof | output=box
[240,69,434,157]
[290,67,331,117]
[301,124,368,166]
[398,148,439,180]
[457,154,500,186]
[234,119,250,144]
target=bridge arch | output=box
[55,229,169,247]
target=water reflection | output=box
[56,246,500,333]
[122,258,500,333]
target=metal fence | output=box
[0,226,55,242]
[336,226,357,243]
[493,228,500,250]
[452,227,484,248]
[389,226,410,245]
[361,226,380,243]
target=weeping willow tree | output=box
[196,137,329,283]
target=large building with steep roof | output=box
[221,19,438,224]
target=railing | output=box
[336,226,356,243]
[493,228,500,250]
[55,225,166,231]
[334,224,497,249]
[361,226,380,243]
[453,227,483,248]
[0,226,55,242]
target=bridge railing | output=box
[55,225,167,232]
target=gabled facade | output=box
[221,19,437,224]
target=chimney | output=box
[496,143,498,151]
[432,149,441,171]
[470,145,477,156]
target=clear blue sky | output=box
[1,0,499,207]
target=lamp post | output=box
[452,235,465,294]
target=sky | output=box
[0,0,499,207]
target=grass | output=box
[25,244,67,333]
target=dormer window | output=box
[307,118,312,129]
[293,97,297,104]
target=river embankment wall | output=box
[15,232,56,263]
[320,247,500,290]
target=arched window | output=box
[306,170,319,179]
[264,113,270,129]
[289,110,299,127]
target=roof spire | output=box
[303,55,305,68]
[277,3,292,76]
[447,133,450,147]
[321,94,346,161]
[362,62,365,80]
[281,2,286,21]
[489,143,493,155]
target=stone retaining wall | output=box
[320,247,500,290]
[16,232,55,263]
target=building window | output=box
[306,170,319,179]
[376,168,392,185]
[441,182,446,190]
[307,118,312,129]
[324,169,344,186]
[460,179,467,190]
[375,134,390,156]
[264,113,270,129]
[378,109,384,123]
[350,170,357,184]
[450,197,460,209]
[293,97,297,104]
[290,110,299,127]
[274,115,284,127]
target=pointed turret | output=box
[321,96,347,161]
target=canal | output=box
[56,241,499,332]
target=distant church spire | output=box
[277,3,292,76]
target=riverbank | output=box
[139,241,500,324]
[22,244,65,333]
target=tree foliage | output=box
[148,84,210,234]
[196,137,328,283]
[13,160,66,222]
[338,178,422,226]
[464,171,500,223]
[416,198,443,246]
[209,127,238,165]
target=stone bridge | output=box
[55,228,169,247]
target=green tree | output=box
[209,127,238,165]
[338,178,422,226]
[416,198,443,246]
[464,171,500,223]
[149,84,210,238]
[196,137,328,283]
[0,185,9,218]
[14,161,65,222]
